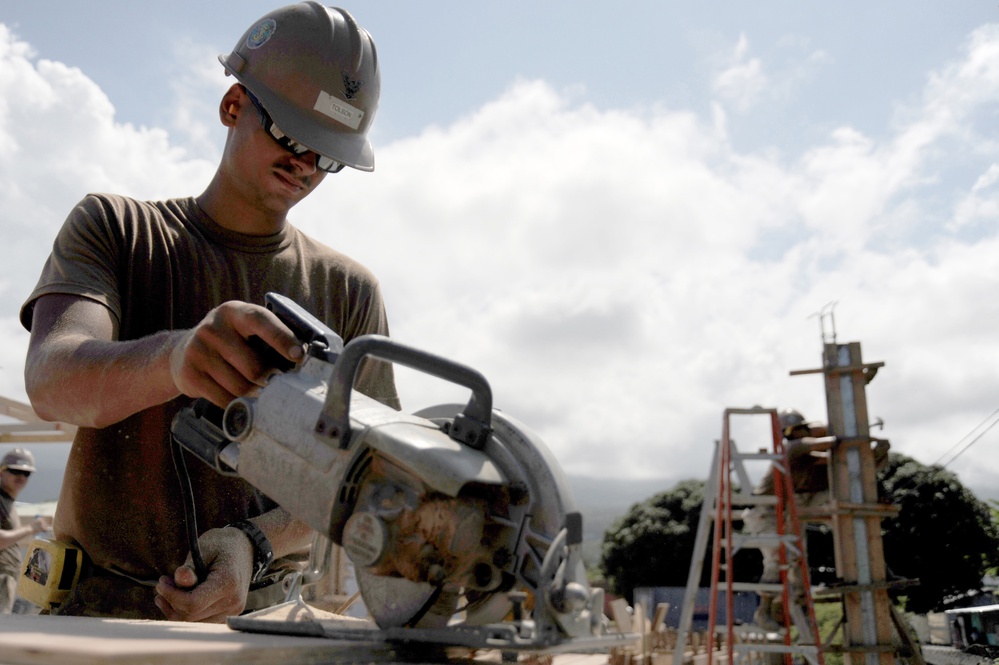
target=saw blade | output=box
[356,569,457,629]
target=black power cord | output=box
[170,433,209,584]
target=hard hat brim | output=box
[220,55,375,172]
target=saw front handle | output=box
[315,334,494,450]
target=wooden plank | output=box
[610,597,633,634]
[822,342,895,665]
[652,603,670,632]
[0,614,424,664]
[0,395,77,443]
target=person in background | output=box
[743,409,888,630]
[20,2,398,621]
[0,448,51,614]
[742,409,829,630]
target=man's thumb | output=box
[173,562,199,589]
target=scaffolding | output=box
[673,338,924,665]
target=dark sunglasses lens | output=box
[317,157,345,173]
[8,469,30,477]
[247,89,345,174]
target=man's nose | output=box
[289,150,319,175]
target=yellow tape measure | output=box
[17,537,84,611]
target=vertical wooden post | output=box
[821,342,894,665]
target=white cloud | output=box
[710,32,829,116]
[165,37,231,163]
[0,24,216,396]
[712,33,768,112]
[2,20,999,500]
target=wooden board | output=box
[0,613,614,665]
[0,614,431,664]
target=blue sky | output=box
[2,2,999,503]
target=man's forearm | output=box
[253,508,314,559]
[0,524,39,550]
[26,330,183,429]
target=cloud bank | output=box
[2,23,998,499]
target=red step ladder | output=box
[674,407,825,665]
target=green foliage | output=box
[599,479,704,601]
[878,453,999,613]
[599,479,761,600]
[598,452,999,613]
[814,603,844,665]
[988,499,999,578]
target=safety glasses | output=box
[244,89,345,174]
[6,469,30,478]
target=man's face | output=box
[226,86,328,215]
[0,468,30,498]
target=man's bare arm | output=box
[25,294,182,428]
[25,294,304,429]
[0,517,50,550]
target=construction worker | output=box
[742,409,829,631]
[0,449,51,614]
[20,2,399,621]
[743,409,889,630]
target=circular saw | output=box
[171,292,630,652]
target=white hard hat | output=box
[2,448,36,473]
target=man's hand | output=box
[30,516,52,534]
[154,526,255,623]
[170,301,304,408]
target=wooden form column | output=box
[815,342,894,665]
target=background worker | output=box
[20,2,398,621]
[742,409,829,630]
[743,409,889,630]
[0,449,51,614]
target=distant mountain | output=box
[566,475,681,568]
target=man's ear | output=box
[220,84,244,127]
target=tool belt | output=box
[19,537,297,619]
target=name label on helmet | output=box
[315,91,363,131]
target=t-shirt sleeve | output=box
[349,280,402,411]
[20,195,122,331]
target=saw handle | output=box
[318,334,494,450]
[264,292,344,359]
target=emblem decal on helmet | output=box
[246,19,277,50]
[342,75,363,101]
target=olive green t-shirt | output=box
[20,193,400,579]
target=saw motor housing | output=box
[172,293,607,645]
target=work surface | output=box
[0,614,612,665]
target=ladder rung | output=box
[705,495,778,513]
[732,644,819,655]
[714,624,781,637]
[732,452,782,462]
[729,534,801,550]
[730,582,784,593]
[730,494,779,507]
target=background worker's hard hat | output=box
[219,2,380,171]
[1,448,36,473]
[778,408,807,436]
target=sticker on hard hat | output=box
[315,91,364,130]
[246,19,276,50]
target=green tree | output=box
[599,479,761,601]
[599,453,999,611]
[878,453,999,613]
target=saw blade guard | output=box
[413,405,606,642]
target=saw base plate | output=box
[228,600,637,654]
